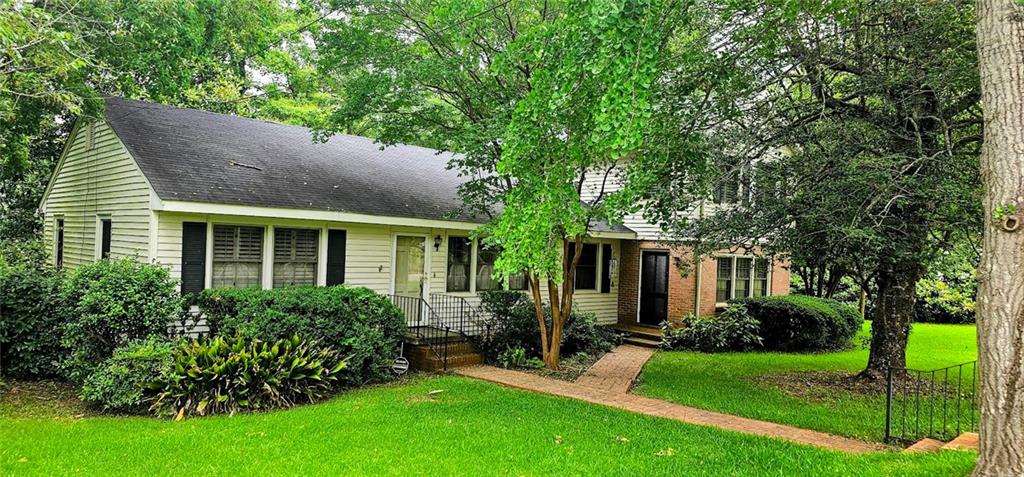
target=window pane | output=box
[716,257,732,302]
[571,243,598,290]
[476,245,500,291]
[735,258,752,299]
[273,228,318,288]
[212,225,264,288]
[753,259,769,297]
[447,237,471,292]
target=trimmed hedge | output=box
[731,295,862,352]
[194,286,405,385]
[661,303,762,352]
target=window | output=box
[716,256,771,302]
[753,259,769,297]
[713,159,751,205]
[569,243,598,290]
[99,218,112,259]
[476,244,501,291]
[716,257,732,302]
[447,237,472,292]
[273,228,318,288]
[55,218,65,269]
[212,225,264,288]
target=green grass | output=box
[634,323,978,443]
[1,375,976,476]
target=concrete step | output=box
[942,432,979,451]
[904,438,945,453]
[623,336,661,348]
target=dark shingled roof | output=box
[103,98,633,233]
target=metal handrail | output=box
[388,293,488,371]
[884,360,978,443]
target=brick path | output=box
[575,345,655,393]
[456,345,885,454]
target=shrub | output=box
[194,286,405,385]
[60,258,181,383]
[497,346,544,369]
[150,335,345,418]
[914,278,975,324]
[0,263,66,378]
[80,337,174,413]
[474,291,621,363]
[660,304,762,352]
[733,295,862,351]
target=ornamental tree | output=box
[316,0,691,368]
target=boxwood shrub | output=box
[731,295,863,352]
[80,337,174,413]
[194,286,405,385]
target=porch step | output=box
[942,432,979,451]
[904,438,945,453]
[403,341,483,372]
[622,336,661,348]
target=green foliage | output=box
[150,335,345,418]
[0,262,66,378]
[733,295,862,352]
[497,346,544,369]
[194,286,405,385]
[474,291,620,362]
[60,258,181,383]
[80,337,174,413]
[915,279,975,324]
[660,304,762,353]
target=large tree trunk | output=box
[862,260,922,379]
[973,1,1024,474]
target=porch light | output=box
[434,235,443,251]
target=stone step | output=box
[904,438,945,453]
[622,336,661,348]
[942,432,979,451]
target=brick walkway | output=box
[455,345,884,454]
[575,345,655,393]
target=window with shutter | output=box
[100,219,112,259]
[273,228,318,288]
[568,243,598,290]
[212,225,264,288]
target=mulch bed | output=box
[0,379,96,419]
[518,352,604,382]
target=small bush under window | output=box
[80,337,174,413]
[660,304,762,352]
[732,295,862,352]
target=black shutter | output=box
[100,219,112,259]
[326,229,346,286]
[181,222,207,295]
[600,244,612,293]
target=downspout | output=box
[693,200,706,316]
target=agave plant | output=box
[150,335,346,419]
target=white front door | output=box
[393,235,427,323]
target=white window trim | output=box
[444,234,537,295]
[271,226,321,288]
[94,214,111,260]
[207,223,268,290]
[53,214,65,268]
[715,254,772,306]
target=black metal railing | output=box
[388,293,488,371]
[884,360,978,443]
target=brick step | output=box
[904,438,945,453]
[942,432,979,451]
[403,342,483,372]
[622,336,661,348]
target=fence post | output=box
[885,365,894,442]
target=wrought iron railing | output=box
[388,293,488,371]
[884,360,978,443]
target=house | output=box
[39,98,788,357]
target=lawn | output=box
[1,375,976,476]
[634,323,978,443]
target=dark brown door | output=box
[639,251,669,326]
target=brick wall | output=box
[616,241,791,326]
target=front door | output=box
[639,251,669,326]
[393,235,426,323]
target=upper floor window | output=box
[212,225,264,288]
[713,159,752,205]
[273,228,318,288]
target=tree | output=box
[973,0,1024,474]
[316,0,687,368]
[659,0,982,377]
